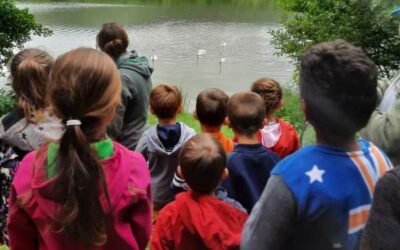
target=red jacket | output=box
[233,119,300,159]
[151,191,248,250]
[266,119,300,159]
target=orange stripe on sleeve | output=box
[349,152,375,195]
[370,146,390,176]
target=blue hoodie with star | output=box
[242,140,392,250]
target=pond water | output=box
[14,0,294,109]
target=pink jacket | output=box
[8,142,152,250]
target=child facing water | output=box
[251,78,300,158]
[241,40,392,250]
[152,134,248,250]
[7,48,152,250]
[0,48,63,244]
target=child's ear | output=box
[225,117,232,128]
[221,168,229,180]
[279,98,284,109]
[262,118,268,128]
[177,166,183,178]
[150,107,155,115]
[177,105,183,114]
[221,168,229,181]
[300,99,307,120]
[223,117,229,126]
[193,110,198,120]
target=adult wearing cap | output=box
[361,7,400,166]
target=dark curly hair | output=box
[300,40,378,145]
[251,78,282,116]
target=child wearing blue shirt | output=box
[241,40,393,250]
[222,92,280,212]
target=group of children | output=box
[0,22,397,250]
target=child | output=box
[135,84,196,211]
[171,88,233,192]
[241,40,393,250]
[151,134,248,250]
[251,78,300,158]
[8,48,152,250]
[97,22,153,150]
[195,88,233,152]
[222,92,280,212]
[0,48,63,244]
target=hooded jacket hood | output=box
[145,122,195,156]
[136,122,196,206]
[152,191,248,250]
[117,50,153,79]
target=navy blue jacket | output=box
[222,144,280,212]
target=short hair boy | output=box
[194,88,233,152]
[251,78,300,158]
[171,88,233,193]
[151,134,248,250]
[136,84,196,210]
[222,92,280,212]
[242,40,393,250]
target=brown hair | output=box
[47,48,121,246]
[227,92,266,137]
[150,84,182,119]
[180,134,226,194]
[196,88,229,127]
[97,22,129,61]
[10,48,53,124]
[300,40,377,145]
[251,78,282,116]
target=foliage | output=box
[0,88,16,116]
[272,0,400,78]
[0,0,51,75]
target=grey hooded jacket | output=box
[107,50,153,150]
[135,122,196,207]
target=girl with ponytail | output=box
[8,48,152,250]
[0,48,63,244]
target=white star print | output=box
[305,165,325,184]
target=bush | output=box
[272,0,400,78]
[0,88,15,116]
[0,0,51,75]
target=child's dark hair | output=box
[180,134,226,194]
[251,78,282,116]
[47,48,121,246]
[227,92,266,137]
[196,88,229,127]
[150,84,182,119]
[10,48,53,124]
[300,40,377,144]
[97,22,129,61]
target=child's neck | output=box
[235,133,259,145]
[201,124,222,134]
[316,135,360,151]
[158,117,177,126]
[266,115,278,123]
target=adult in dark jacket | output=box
[97,23,153,150]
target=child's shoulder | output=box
[178,122,196,135]
[272,146,324,175]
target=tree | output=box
[0,0,51,75]
[271,0,400,78]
